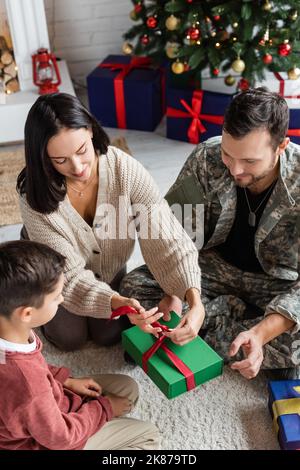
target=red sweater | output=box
[0,334,113,450]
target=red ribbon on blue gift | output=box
[100,57,165,129]
[110,306,196,391]
[166,90,224,144]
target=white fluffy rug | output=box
[39,329,279,450]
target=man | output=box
[120,88,300,380]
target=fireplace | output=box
[0,0,74,144]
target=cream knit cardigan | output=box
[19,146,201,318]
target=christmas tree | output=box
[123,0,300,88]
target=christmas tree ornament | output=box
[213,68,220,76]
[213,15,221,21]
[165,42,180,59]
[262,1,272,12]
[122,42,133,55]
[289,9,298,21]
[147,16,158,29]
[288,67,300,80]
[129,9,138,21]
[263,53,273,64]
[224,74,236,86]
[278,42,292,56]
[171,60,185,74]
[186,26,201,41]
[232,58,245,72]
[184,62,190,72]
[134,2,143,14]
[165,15,180,31]
[238,78,250,91]
[186,0,193,3]
[141,34,150,45]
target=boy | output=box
[0,240,160,450]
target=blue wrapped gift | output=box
[87,55,164,131]
[166,87,232,144]
[268,379,300,450]
[288,108,300,145]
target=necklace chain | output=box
[243,179,277,227]
[67,167,97,197]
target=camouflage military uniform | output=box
[120,136,300,369]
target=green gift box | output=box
[122,311,223,399]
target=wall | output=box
[44,0,132,86]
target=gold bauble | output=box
[262,1,272,12]
[289,9,298,21]
[165,15,180,31]
[165,42,180,59]
[171,61,185,74]
[224,74,236,86]
[122,42,133,55]
[288,67,300,80]
[231,58,246,73]
[129,10,138,21]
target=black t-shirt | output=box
[215,181,277,273]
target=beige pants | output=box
[83,374,160,450]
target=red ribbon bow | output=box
[100,57,165,129]
[166,90,224,144]
[111,306,196,392]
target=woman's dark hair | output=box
[17,93,110,214]
[223,87,289,150]
[0,240,66,318]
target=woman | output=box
[17,93,204,351]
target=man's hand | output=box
[163,303,205,346]
[64,377,102,397]
[111,294,164,338]
[106,394,133,417]
[229,330,264,379]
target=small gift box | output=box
[166,87,232,144]
[268,379,300,450]
[121,310,223,399]
[256,71,300,100]
[87,54,165,131]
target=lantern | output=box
[32,48,61,94]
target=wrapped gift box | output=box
[268,379,300,450]
[122,311,223,399]
[256,71,300,100]
[287,108,300,145]
[201,66,240,95]
[87,55,164,131]
[166,87,232,144]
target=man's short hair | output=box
[0,240,66,317]
[223,87,289,149]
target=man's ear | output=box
[278,137,290,155]
[14,306,33,324]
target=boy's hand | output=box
[64,377,102,397]
[105,393,132,417]
[111,294,164,338]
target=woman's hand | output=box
[111,294,164,338]
[163,303,205,346]
[64,377,102,397]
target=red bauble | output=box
[186,27,201,40]
[213,15,221,21]
[186,0,193,3]
[134,3,142,14]
[213,68,220,76]
[278,43,292,56]
[141,34,149,45]
[184,63,190,72]
[263,53,273,64]
[146,16,158,29]
[238,78,250,91]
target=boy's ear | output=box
[15,306,33,324]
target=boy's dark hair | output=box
[223,87,289,149]
[17,92,110,214]
[0,240,66,318]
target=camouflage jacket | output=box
[166,136,300,326]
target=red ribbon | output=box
[111,306,196,391]
[166,90,224,144]
[273,72,300,98]
[100,57,165,128]
[287,129,300,137]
